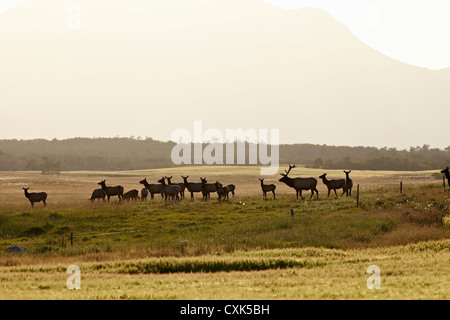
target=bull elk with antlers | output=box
[279,164,319,200]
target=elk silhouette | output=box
[441,167,450,187]
[23,187,47,208]
[139,178,164,200]
[319,173,347,197]
[181,175,203,200]
[89,188,106,202]
[98,180,124,203]
[166,176,185,199]
[279,164,319,199]
[122,189,139,201]
[343,170,353,196]
[200,177,218,200]
[157,177,180,202]
[140,188,149,201]
[226,184,236,197]
[259,178,276,200]
[214,182,229,202]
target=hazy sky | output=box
[264,0,450,70]
[0,0,449,149]
[2,0,449,70]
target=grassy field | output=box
[0,166,449,299]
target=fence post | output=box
[70,233,73,247]
[400,181,403,194]
[356,184,360,207]
[291,208,294,219]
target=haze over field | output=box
[0,0,448,150]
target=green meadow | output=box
[0,166,448,299]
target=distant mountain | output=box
[0,0,448,149]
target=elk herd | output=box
[21,165,449,207]
[86,176,236,204]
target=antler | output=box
[280,163,296,176]
[284,163,296,176]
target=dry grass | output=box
[0,167,448,299]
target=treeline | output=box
[0,138,448,171]
[280,144,450,171]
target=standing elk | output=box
[98,180,124,203]
[123,189,139,201]
[226,184,236,198]
[166,176,185,199]
[319,173,347,197]
[23,187,47,208]
[259,178,276,200]
[89,188,106,202]
[279,164,319,199]
[157,177,180,202]
[181,175,203,200]
[343,170,353,196]
[214,182,229,202]
[139,178,164,200]
[441,167,450,187]
[140,188,149,201]
[200,177,218,200]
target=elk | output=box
[23,187,47,208]
[98,180,124,203]
[200,177,218,200]
[181,175,203,200]
[442,167,450,187]
[343,170,353,196]
[319,173,347,197]
[259,178,276,200]
[226,184,236,198]
[157,177,180,202]
[214,182,229,202]
[122,189,139,201]
[89,188,106,202]
[279,164,319,199]
[166,176,185,199]
[139,178,164,200]
[140,188,149,201]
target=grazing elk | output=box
[279,164,319,199]
[89,188,106,202]
[123,189,139,201]
[343,170,353,196]
[98,180,124,203]
[441,167,450,187]
[319,173,347,197]
[181,175,203,200]
[259,178,276,200]
[166,176,185,199]
[23,187,47,208]
[139,178,164,200]
[157,177,180,202]
[214,182,229,202]
[200,177,218,200]
[140,188,149,201]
